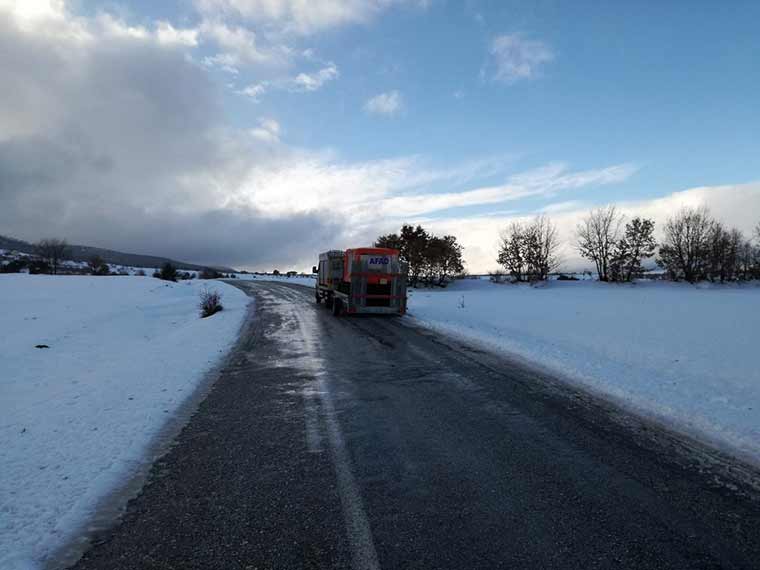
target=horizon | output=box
[1,0,759,273]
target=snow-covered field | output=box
[0,275,249,570]
[408,279,760,464]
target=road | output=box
[70,280,760,569]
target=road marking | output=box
[317,376,381,570]
[293,311,381,570]
[303,384,323,453]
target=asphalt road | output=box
[70,280,760,570]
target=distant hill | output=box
[0,235,237,273]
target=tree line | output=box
[375,224,464,287]
[497,206,760,283]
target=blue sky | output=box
[2,0,759,270]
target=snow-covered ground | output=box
[0,275,249,570]
[408,279,760,464]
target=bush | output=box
[135,269,146,276]
[28,259,51,274]
[199,287,223,318]
[1,259,27,273]
[88,255,110,276]
[158,262,177,282]
[199,267,222,279]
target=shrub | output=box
[88,255,110,276]
[28,259,51,274]
[199,267,222,279]
[199,287,223,318]
[158,262,177,282]
[1,259,27,273]
[135,269,146,276]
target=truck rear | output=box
[315,248,407,316]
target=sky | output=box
[1,0,759,272]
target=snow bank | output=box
[408,279,760,463]
[0,275,249,570]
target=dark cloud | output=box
[0,8,336,270]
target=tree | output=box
[657,207,713,283]
[497,221,527,282]
[524,215,561,281]
[158,262,178,282]
[576,206,623,281]
[34,238,69,275]
[88,255,110,276]
[422,235,464,286]
[498,216,561,282]
[609,217,657,282]
[375,224,463,287]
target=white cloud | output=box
[155,21,199,47]
[238,62,339,100]
[423,182,760,273]
[364,90,403,116]
[250,118,281,143]
[200,20,281,67]
[194,0,428,35]
[291,62,339,91]
[489,33,554,83]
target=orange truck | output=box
[315,247,408,316]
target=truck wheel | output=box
[325,295,333,309]
[315,290,321,304]
[331,298,342,316]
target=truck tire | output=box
[331,298,342,316]
[315,290,321,304]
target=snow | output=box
[407,279,760,464]
[0,275,249,570]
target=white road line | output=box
[303,384,324,453]
[317,376,381,570]
[293,311,381,570]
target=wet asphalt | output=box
[69,280,760,570]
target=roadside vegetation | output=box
[375,224,464,287]
[493,207,760,284]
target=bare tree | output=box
[576,206,623,281]
[657,207,713,283]
[34,238,69,275]
[498,216,560,282]
[497,221,527,282]
[524,215,561,281]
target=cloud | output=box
[199,19,286,70]
[421,182,760,273]
[0,1,341,270]
[364,90,403,116]
[250,118,281,143]
[489,33,554,83]
[194,0,428,35]
[238,62,339,100]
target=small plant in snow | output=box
[457,295,465,309]
[199,287,223,318]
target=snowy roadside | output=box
[0,275,249,570]
[407,279,760,465]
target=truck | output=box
[314,247,408,316]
